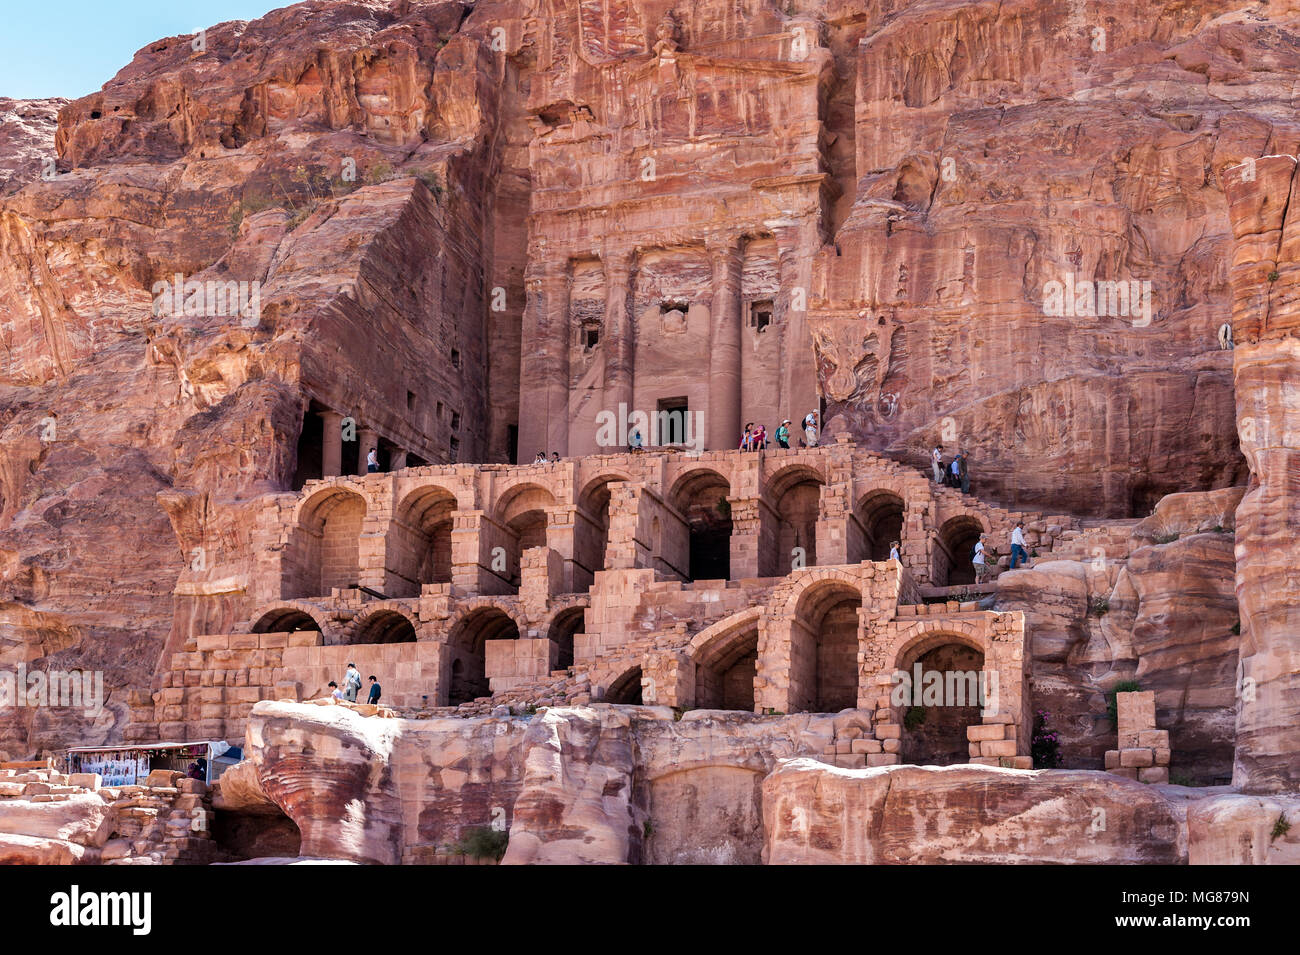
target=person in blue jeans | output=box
[1010,521,1028,569]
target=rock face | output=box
[996,516,1240,782]
[212,702,1286,865]
[762,759,1187,864]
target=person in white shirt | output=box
[1010,521,1028,569]
[931,445,944,483]
[803,411,819,447]
[972,535,988,581]
[889,541,900,562]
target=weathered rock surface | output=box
[1186,792,1300,864]
[762,759,1187,864]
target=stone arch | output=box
[249,602,327,636]
[347,606,419,645]
[575,473,627,584]
[285,487,367,598]
[787,577,863,713]
[669,468,732,581]
[767,464,825,574]
[386,483,458,597]
[892,629,988,766]
[854,489,907,563]
[605,665,643,705]
[545,604,586,671]
[445,603,523,705]
[934,514,986,586]
[493,482,557,590]
[689,607,763,712]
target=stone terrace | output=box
[131,442,1086,764]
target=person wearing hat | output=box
[972,534,988,582]
[776,419,791,449]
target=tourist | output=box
[740,422,755,451]
[366,447,379,473]
[186,758,206,781]
[889,540,900,562]
[803,410,819,447]
[629,428,643,452]
[329,680,344,702]
[958,451,970,495]
[931,445,944,483]
[753,423,767,450]
[533,450,547,464]
[550,451,560,463]
[973,535,988,582]
[367,675,382,705]
[344,663,362,702]
[949,455,960,488]
[776,419,791,449]
[1011,521,1028,569]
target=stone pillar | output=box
[390,449,408,471]
[545,505,578,594]
[602,251,634,440]
[357,428,379,475]
[707,238,743,451]
[771,219,820,421]
[318,410,344,477]
[519,261,571,459]
[728,498,764,581]
[1223,155,1300,793]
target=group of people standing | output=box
[327,662,382,705]
[931,444,971,494]
[741,411,820,451]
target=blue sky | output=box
[0,2,285,99]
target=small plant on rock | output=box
[1089,595,1110,616]
[1271,813,1291,842]
[904,706,926,730]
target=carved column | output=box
[519,258,571,460]
[707,237,743,451]
[357,427,379,475]
[603,250,635,438]
[318,410,344,477]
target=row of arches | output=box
[286,469,991,601]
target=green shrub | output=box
[903,706,926,730]
[1154,532,1180,544]
[453,826,508,860]
[1105,680,1142,725]
[1271,813,1290,842]
[1089,595,1110,617]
